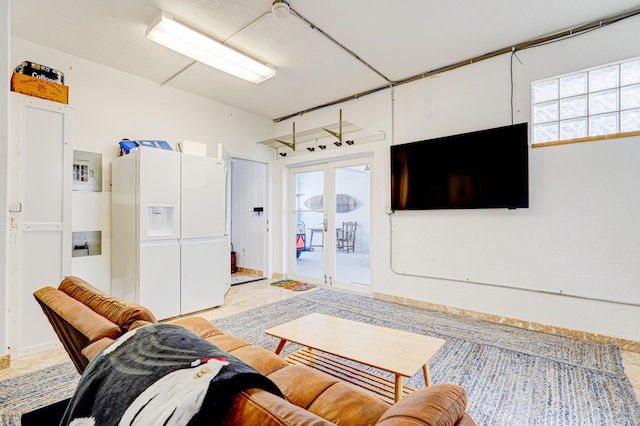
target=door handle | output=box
[323,217,328,232]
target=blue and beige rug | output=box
[0,363,79,425]
[213,289,640,425]
[1,288,639,425]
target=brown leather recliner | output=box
[34,276,477,426]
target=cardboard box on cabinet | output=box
[11,72,69,104]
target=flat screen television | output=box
[390,123,529,210]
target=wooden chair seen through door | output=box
[336,221,357,253]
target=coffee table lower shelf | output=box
[285,348,416,404]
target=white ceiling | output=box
[10,0,640,120]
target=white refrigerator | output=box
[180,153,229,314]
[112,147,229,320]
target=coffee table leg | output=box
[274,339,287,355]
[394,375,403,402]
[422,364,431,387]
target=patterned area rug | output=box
[0,362,79,425]
[1,288,638,425]
[212,289,640,426]
[270,279,316,291]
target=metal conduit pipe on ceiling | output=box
[273,6,640,122]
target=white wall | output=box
[272,14,640,342]
[9,37,274,296]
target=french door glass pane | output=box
[334,164,370,285]
[294,170,324,279]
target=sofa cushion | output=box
[267,364,389,425]
[221,388,335,426]
[59,276,156,328]
[307,380,390,425]
[267,364,341,408]
[81,337,114,361]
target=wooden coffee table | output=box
[264,313,446,403]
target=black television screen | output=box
[391,123,529,210]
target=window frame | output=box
[531,56,640,147]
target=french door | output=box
[290,157,371,290]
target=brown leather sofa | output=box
[34,276,477,426]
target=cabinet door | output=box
[8,94,72,357]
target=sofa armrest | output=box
[375,384,473,426]
[81,337,115,361]
[454,414,477,426]
[81,319,154,361]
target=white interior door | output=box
[290,157,371,290]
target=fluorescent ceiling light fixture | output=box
[146,11,275,84]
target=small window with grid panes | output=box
[532,57,640,144]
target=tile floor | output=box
[1,277,638,404]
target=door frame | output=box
[288,156,372,292]
[230,157,269,279]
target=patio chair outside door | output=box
[336,221,357,253]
